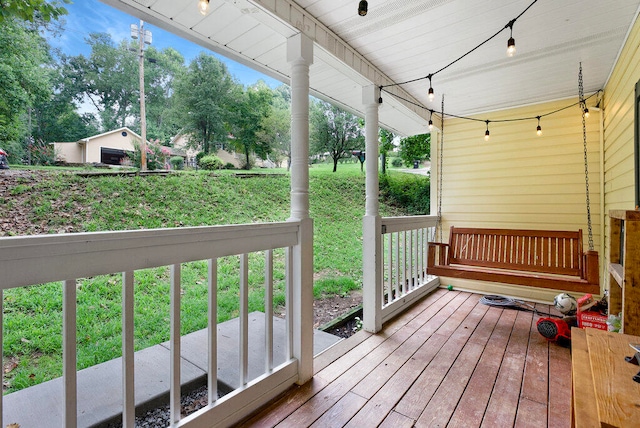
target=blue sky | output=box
[48,0,281,87]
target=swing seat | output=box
[427,226,600,294]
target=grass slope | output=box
[1,163,428,392]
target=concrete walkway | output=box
[4,313,341,427]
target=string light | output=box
[428,110,434,131]
[380,0,538,107]
[198,0,209,15]
[584,107,590,118]
[358,1,368,16]
[536,116,542,136]
[484,121,490,141]
[427,74,435,103]
[378,86,383,104]
[506,20,516,57]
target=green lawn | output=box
[1,162,428,393]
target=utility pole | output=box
[131,20,152,171]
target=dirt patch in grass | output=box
[313,289,362,327]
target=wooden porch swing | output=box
[426,75,600,295]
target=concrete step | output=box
[3,312,341,427]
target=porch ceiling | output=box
[101,0,640,136]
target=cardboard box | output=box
[578,310,608,330]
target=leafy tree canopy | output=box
[173,52,237,154]
[310,100,364,172]
[398,133,430,167]
[0,0,70,23]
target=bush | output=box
[170,156,184,170]
[224,162,235,170]
[199,155,223,170]
[391,157,403,168]
[379,173,430,214]
[195,151,206,166]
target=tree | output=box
[310,100,363,172]
[69,33,139,131]
[379,128,395,174]
[0,18,52,162]
[31,55,99,146]
[256,84,291,169]
[398,133,430,167]
[0,0,69,23]
[228,81,273,169]
[173,53,237,154]
[131,46,186,142]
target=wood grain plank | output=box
[237,377,328,428]
[481,309,533,427]
[414,306,502,426]
[351,292,471,400]
[378,411,415,428]
[309,392,367,428]
[448,308,517,428]
[548,328,572,428]
[514,397,548,428]
[519,304,549,407]
[345,333,449,427]
[586,328,640,427]
[393,299,489,419]
[281,323,417,426]
[570,328,600,428]
[415,341,485,426]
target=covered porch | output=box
[2,0,640,426]
[242,288,571,428]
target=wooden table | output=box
[572,327,640,427]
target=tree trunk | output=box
[381,152,387,174]
[244,146,250,170]
[333,156,338,172]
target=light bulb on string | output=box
[198,0,209,15]
[358,1,368,16]
[484,121,490,141]
[428,110,433,131]
[427,74,435,102]
[584,107,590,118]
[506,20,516,57]
[536,116,542,136]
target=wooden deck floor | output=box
[239,288,572,428]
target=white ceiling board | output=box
[102,0,640,134]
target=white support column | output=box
[362,85,383,333]
[287,33,314,384]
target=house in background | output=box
[171,133,243,168]
[54,127,139,166]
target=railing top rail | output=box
[381,215,438,234]
[0,221,300,290]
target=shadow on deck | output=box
[241,288,571,427]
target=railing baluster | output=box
[412,229,420,288]
[388,233,395,305]
[286,247,293,359]
[63,279,77,428]
[122,271,135,428]
[208,259,218,404]
[170,264,181,426]
[265,250,274,372]
[394,232,399,298]
[240,254,249,386]
[402,231,407,295]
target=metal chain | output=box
[437,95,444,243]
[579,63,595,251]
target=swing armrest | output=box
[428,242,450,267]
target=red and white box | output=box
[576,294,608,330]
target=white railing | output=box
[0,221,307,427]
[379,215,440,323]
